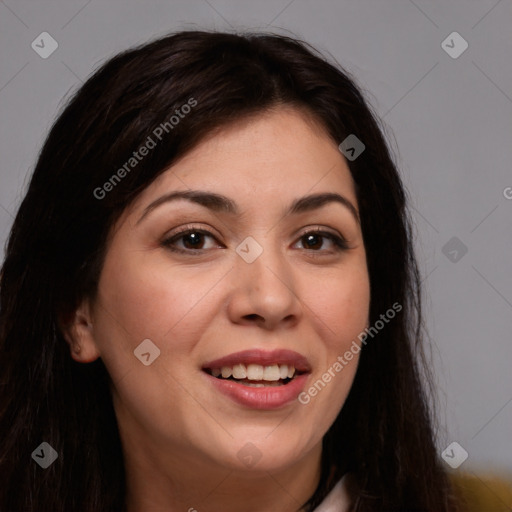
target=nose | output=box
[226,242,302,330]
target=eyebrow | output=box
[136,190,360,225]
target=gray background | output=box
[1,0,511,477]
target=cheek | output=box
[293,284,369,455]
[305,264,370,347]
[92,251,229,372]
[295,267,369,438]
[90,254,229,436]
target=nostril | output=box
[244,314,262,321]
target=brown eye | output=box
[181,232,206,249]
[294,229,349,252]
[302,233,323,250]
[162,229,223,254]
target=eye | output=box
[293,228,348,252]
[161,226,224,254]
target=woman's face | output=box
[77,107,370,474]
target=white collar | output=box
[312,473,352,512]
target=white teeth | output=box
[210,363,297,381]
[232,364,246,379]
[263,365,280,381]
[246,364,264,380]
[221,366,232,378]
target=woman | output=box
[0,31,463,511]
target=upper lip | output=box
[202,349,312,373]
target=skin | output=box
[64,107,370,512]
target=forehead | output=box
[125,107,357,221]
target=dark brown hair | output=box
[0,30,461,511]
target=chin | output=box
[215,430,317,473]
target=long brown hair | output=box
[0,30,461,511]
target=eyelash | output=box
[161,225,349,255]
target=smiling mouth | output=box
[203,364,306,387]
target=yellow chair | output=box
[450,471,512,511]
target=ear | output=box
[59,300,101,363]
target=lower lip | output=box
[203,372,309,410]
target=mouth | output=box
[201,349,311,409]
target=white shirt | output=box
[312,474,352,512]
